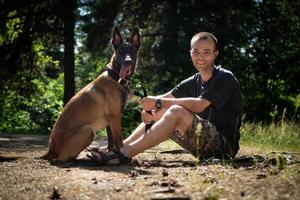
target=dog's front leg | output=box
[108,115,123,149]
[106,126,114,151]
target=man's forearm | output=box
[160,97,210,113]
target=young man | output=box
[88,32,244,164]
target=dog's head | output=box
[111,27,141,85]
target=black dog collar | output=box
[104,67,130,87]
[105,67,119,81]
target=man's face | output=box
[190,39,218,72]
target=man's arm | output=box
[157,91,174,98]
[139,94,211,114]
[140,91,175,124]
[160,97,211,113]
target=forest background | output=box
[0,0,299,151]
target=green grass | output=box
[240,121,300,152]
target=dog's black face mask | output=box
[111,27,141,82]
[113,43,137,80]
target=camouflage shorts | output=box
[171,115,233,160]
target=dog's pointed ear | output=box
[112,27,122,50]
[130,27,141,50]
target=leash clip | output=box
[118,78,130,87]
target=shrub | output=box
[0,75,63,134]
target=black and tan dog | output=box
[42,27,141,161]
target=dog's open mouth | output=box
[119,63,132,80]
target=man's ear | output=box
[214,50,219,59]
[130,27,141,50]
[112,27,123,50]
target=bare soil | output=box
[0,132,299,200]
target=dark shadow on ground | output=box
[0,132,49,149]
[47,157,152,176]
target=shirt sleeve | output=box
[201,73,238,110]
[171,76,194,98]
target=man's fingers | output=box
[141,110,154,123]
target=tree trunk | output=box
[63,0,76,106]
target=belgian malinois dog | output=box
[42,27,141,161]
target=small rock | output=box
[91,177,97,184]
[147,181,159,186]
[240,191,245,197]
[162,169,169,177]
[160,181,169,187]
[129,170,139,178]
[50,187,61,200]
[151,193,191,200]
[256,172,267,179]
[115,187,122,192]
[211,158,221,164]
[151,187,175,193]
[159,178,180,187]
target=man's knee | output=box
[164,105,190,121]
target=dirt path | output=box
[0,132,299,200]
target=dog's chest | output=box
[92,76,128,110]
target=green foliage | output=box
[3,11,23,44]
[0,36,64,134]
[0,0,64,87]
[75,52,107,90]
[0,88,31,133]
[239,0,300,122]
[0,75,63,134]
[240,121,300,152]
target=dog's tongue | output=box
[119,63,131,79]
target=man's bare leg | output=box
[123,122,145,146]
[121,105,194,157]
[123,108,168,146]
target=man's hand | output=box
[139,96,157,111]
[141,109,155,124]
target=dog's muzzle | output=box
[118,55,133,86]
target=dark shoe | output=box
[87,148,132,165]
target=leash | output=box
[131,79,154,133]
[105,66,153,132]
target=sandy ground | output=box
[0,132,299,200]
